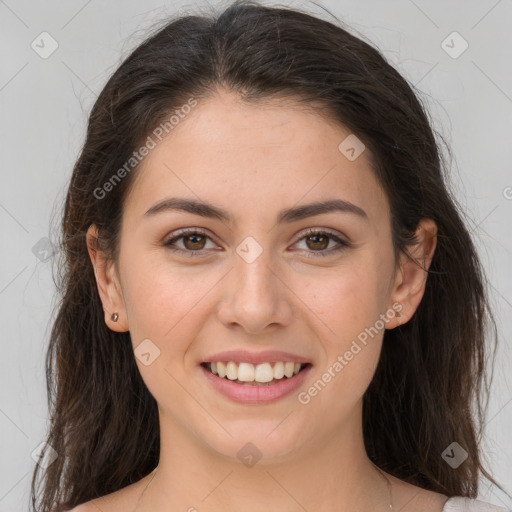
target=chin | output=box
[199,418,309,465]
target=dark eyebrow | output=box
[144,197,368,223]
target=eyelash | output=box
[163,227,349,258]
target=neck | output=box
[133,406,393,512]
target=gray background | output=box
[0,0,511,510]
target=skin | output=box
[84,89,444,512]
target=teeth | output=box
[217,361,226,378]
[206,361,305,382]
[273,361,285,379]
[254,363,274,382]
[238,362,255,382]
[284,362,295,378]
[226,361,238,380]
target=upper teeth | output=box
[209,361,303,382]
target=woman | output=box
[31,1,510,511]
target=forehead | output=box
[123,91,389,226]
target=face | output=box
[88,90,435,463]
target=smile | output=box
[202,361,307,384]
[200,361,312,403]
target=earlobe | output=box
[86,224,129,332]
[386,218,437,329]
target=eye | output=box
[163,228,217,257]
[163,228,349,258]
[292,228,349,258]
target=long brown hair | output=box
[31,1,508,510]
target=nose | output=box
[215,249,294,335]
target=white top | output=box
[442,497,511,511]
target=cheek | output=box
[299,275,385,420]
[123,250,202,342]
[301,252,392,397]
[121,259,215,406]
[120,252,225,366]
[304,257,390,342]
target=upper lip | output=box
[202,350,312,365]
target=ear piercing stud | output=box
[111,312,118,322]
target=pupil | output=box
[308,234,328,250]
[186,234,205,249]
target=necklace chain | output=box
[131,467,157,512]
[133,463,393,511]
[371,460,394,510]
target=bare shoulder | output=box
[67,498,117,512]
[67,472,153,512]
[67,492,134,512]
[68,504,102,512]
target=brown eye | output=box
[164,228,349,258]
[305,233,330,251]
[182,233,207,250]
[163,229,215,257]
[293,229,349,258]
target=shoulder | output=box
[67,496,125,512]
[66,471,154,512]
[67,504,101,512]
[66,493,129,512]
[380,471,508,512]
[442,496,511,512]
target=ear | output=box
[386,218,437,329]
[86,224,129,332]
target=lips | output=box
[199,349,313,403]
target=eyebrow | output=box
[144,197,368,224]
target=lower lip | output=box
[200,364,312,404]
